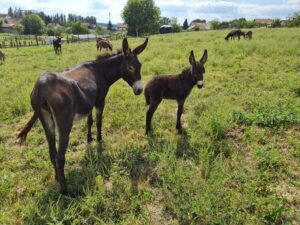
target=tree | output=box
[122,0,161,36]
[230,18,246,28]
[107,20,113,31]
[183,18,189,30]
[286,11,300,27]
[170,17,182,32]
[22,14,45,35]
[272,18,281,28]
[210,20,220,30]
[191,19,206,24]
[16,24,24,35]
[8,7,13,17]
[95,25,104,34]
[71,22,89,34]
[159,17,170,26]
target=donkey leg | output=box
[56,123,72,195]
[87,112,93,143]
[146,99,161,135]
[176,100,185,130]
[96,101,105,142]
[40,109,58,180]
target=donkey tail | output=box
[17,81,43,144]
[17,112,38,144]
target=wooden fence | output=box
[0,33,126,49]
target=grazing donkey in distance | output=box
[53,36,62,54]
[144,49,208,134]
[97,40,113,52]
[225,30,244,41]
[244,31,253,40]
[18,38,148,194]
[0,51,5,62]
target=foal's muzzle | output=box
[133,80,143,95]
[197,80,204,89]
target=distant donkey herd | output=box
[13,29,249,194]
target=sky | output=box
[0,0,299,24]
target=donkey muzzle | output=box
[133,80,143,95]
[197,80,204,89]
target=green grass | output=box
[0,28,299,224]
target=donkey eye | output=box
[128,66,135,72]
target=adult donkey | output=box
[53,36,62,54]
[97,40,113,52]
[225,30,244,41]
[18,38,148,194]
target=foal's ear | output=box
[122,38,130,55]
[133,38,148,55]
[189,50,196,65]
[200,49,208,65]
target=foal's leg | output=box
[87,112,93,143]
[176,100,185,130]
[56,120,72,194]
[40,109,58,180]
[146,98,161,135]
[96,101,105,142]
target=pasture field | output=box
[0,28,299,224]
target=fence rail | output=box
[0,33,126,49]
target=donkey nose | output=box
[133,80,143,95]
[135,87,143,95]
[197,81,204,89]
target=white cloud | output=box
[0,0,299,23]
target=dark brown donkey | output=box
[144,50,208,134]
[18,38,148,194]
[97,40,113,52]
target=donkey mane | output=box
[94,50,123,62]
[178,67,192,79]
[95,52,118,61]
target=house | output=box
[0,16,18,33]
[188,22,208,30]
[254,18,273,27]
[116,23,128,31]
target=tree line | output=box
[7,7,97,26]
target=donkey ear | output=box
[133,38,148,55]
[200,49,208,65]
[189,50,196,65]
[122,38,130,54]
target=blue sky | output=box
[0,0,299,23]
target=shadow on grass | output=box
[24,141,113,223]
[175,128,193,159]
[129,148,158,194]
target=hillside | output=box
[0,28,299,224]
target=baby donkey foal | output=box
[144,49,208,134]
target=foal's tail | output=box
[17,81,43,144]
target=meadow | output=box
[0,28,299,224]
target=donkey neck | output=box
[179,68,196,87]
[93,54,124,86]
